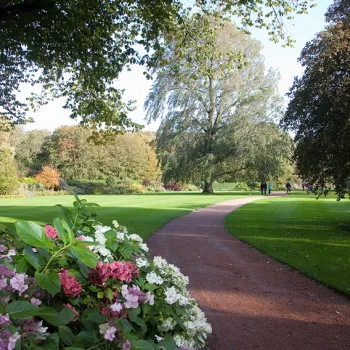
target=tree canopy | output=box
[0,0,314,130]
[280,0,350,197]
[145,17,291,192]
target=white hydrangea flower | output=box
[129,234,143,242]
[112,220,119,228]
[140,243,149,252]
[146,272,163,285]
[136,258,148,268]
[160,317,176,332]
[173,335,195,349]
[95,231,107,246]
[153,256,168,269]
[164,286,188,305]
[155,335,163,342]
[115,231,125,242]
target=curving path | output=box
[147,196,350,350]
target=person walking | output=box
[260,183,264,195]
[268,183,272,195]
[286,181,292,194]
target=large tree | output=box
[280,0,350,197]
[0,0,314,130]
[145,17,289,192]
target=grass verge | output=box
[225,195,350,296]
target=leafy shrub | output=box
[0,195,211,349]
[164,182,182,192]
[35,165,60,190]
[146,185,166,193]
[142,178,152,187]
[0,148,20,195]
[181,184,200,191]
[20,177,39,190]
[106,175,118,188]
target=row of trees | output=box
[3,125,159,182]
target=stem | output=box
[42,245,71,273]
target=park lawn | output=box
[0,192,252,240]
[225,195,350,296]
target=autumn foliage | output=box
[35,166,60,189]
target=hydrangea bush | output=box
[0,195,211,349]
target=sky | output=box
[22,0,333,132]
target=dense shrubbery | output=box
[164,182,182,192]
[0,196,211,349]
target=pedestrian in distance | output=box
[286,181,292,194]
[260,183,264,195]
[268,183,272,195]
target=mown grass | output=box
[225,194,350,296]
[0,192,251,240]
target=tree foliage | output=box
[35,165,60,189]
[0,0,315,130]
[280,0,350,197]
[35,126,158,180]
[146,17,289,192]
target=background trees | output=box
[280,0,350,197]
[0,0,314,130]
[146,17,290,192]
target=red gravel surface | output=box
[147,196,350,350]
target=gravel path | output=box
[147,196,350,350]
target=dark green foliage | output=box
[0,1,315,130]
[281,0,350,198]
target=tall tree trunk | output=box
[203,181,214,193]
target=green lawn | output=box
[0,192,251,240]
[225,195,350,296]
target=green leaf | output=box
[106,288,113,301]
[115,318,133,334]
[6,301,38,319]
[15,221,52,249]
[134,340,155,350]
[24,247,41,270]
[62,219,76,244]
[69,246,98,268]
[15,257,29,273]
[39,306,77,326]
[64,348,85,350]
[73,331,97,348]
[53,218,68,244]
[58,326,75,346]
[158,335,177,350]
[127,307,147,334]
[144,283,157,291]
[40,333,60,350]
[35,271,61,296]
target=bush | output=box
[0,196,211,349]
[214,182,250,191]
[181,183,200,191]
[142,178,152,187]
[146,184,166,193]
[164,182,182,191]
[0,148,20,195]
[35,165,60,190]
[106,175,118,188]
[20,177,39,190]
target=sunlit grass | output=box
[0,192,250,240]
[225,195,350,296]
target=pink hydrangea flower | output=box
[58,269,82,298]
[89,261,139,285]
[110,302,123,312]
[44,225,59,239]
[0,277,7,288]
[10,273,29,295]
[0,313,10,326]
[122,340,131,350]
[30,297,41,306]
[8,332,20,350]
[99,323,117,341]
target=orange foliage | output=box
[35,166,60,190]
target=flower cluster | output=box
[0,196,211,349]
